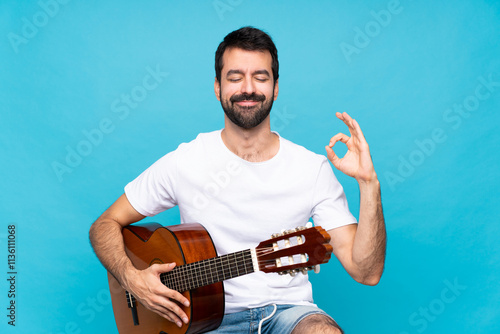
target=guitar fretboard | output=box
[126,249,256,307]
[160,249,255,292]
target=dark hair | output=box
[215,26,279,84]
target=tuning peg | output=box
[300,253,307,263]
[306,222,313,228]
[301,269,308,275]
[314,265,320,274]
[289,270,296,277]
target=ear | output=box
[214,77,221,101]
[273,79,279,101]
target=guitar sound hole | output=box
[159,331,167,334]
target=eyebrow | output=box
[226,69,270,77]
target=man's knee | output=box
[291,314,344,334]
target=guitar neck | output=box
[159,249,257,292]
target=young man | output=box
[90,27,386,334]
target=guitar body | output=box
[108,223,224,334]
[107,222,332,333]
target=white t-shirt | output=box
[125,130,357,313]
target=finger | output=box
[351,118,368,147]
[338,111,358,134]
[341,112,367,141]
[159,310,182,328]
[155,306,185,328]
[150,263,190,307]
[162,300,189,326]
[325,145,341,168]
[150,294,189,326]
[326,133,349,169]
[336,111,352,124]
[330,132,359,153]
[161,284,190,309]
[328,133,350,147]
[151,262,176,274]
[165,287,191,308]
[147,263,191,310]
[151,269,190,318]
[337,112,370,150]
[141,291,180,322]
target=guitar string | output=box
[160,244,307,287]
[160,245,312,292]
[160,250,255,292]
[166,255,250,291]
[159,244,309,287]
[128,245,314,301]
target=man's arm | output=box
[325,112,386,285]
[89,194,190,328]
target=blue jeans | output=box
[204,304,336,334]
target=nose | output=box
[240,76,256,95]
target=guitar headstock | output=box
[255,225,333,276]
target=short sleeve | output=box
[311,158,358,230]
[124,151,178,217]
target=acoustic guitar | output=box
[108,222,333,334]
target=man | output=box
[90,26,386,333]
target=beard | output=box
[220,91,274,129]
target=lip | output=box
[235,100,259,106]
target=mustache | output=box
[230,93,266,103]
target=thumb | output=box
[325,145,340,169]
[151,262,177,274]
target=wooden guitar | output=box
[108,222,333,334]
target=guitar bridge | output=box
[126,291,139,326]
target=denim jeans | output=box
[204,304,335,334]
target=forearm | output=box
[351,177,386,284]
[89,218,137,287]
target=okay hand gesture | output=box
[325,112,377,183]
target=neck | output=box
[221,116,279,162]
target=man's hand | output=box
[325,112,377,183]
[123,263,190,328]
[90,195,191,328]
[324,111,386,285]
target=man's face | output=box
[215,47,279,129]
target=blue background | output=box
[1,0,499,333]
